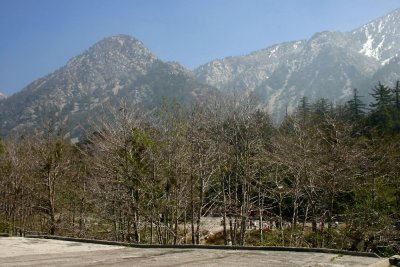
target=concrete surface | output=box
[0,237,389,267]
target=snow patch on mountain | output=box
[359,30,378,59]
[354,9,400,64]
[194,9,400,119]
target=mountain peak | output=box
[63,34,158,80]
[0,35,214,138]
[98,34,141,46]
[353,8,400,63]
[194,8,400,119]
[0,92,6,100]
[382,8,400,19]
[85,34,155,59]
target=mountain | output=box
[371,56,400,83]
[0,35,214,138]
[194,9,400,118]
[0,93,6,100]
[2,9,400,137]
[353,9,400,64]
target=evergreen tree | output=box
[393,80,400,112]
[297,96,310,124]
[369,82,393,134]
[392,81,400,133]
[312,98,330,122]
[346,88,366,122]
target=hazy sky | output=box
[0,0,399,95]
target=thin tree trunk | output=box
[222,179,228,245]
[150,218,154,244]
[196,170,204,245]
[190,174,195,244]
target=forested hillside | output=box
[1,81,399,255]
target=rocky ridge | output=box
[194,9,400,118]
[0,35,214,138]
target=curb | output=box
[26,235,380,258]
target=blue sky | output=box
[0,0,399,96]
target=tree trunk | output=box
[150,218,154,244]
[195,170,204,245]
[222,179,228,245]
[190,174,195,244]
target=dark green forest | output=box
[1,81,400,255]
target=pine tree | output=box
[392,80,400,133]
[297,96,310,124]
[346,88,366,122]
[313,98,329,116]
[369,82,393,134]
[394,80,400,111]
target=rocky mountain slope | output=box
[1,9,399,137]
[0,35,214,138]
[194,9,400,118]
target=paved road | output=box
[0,237,388,267]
